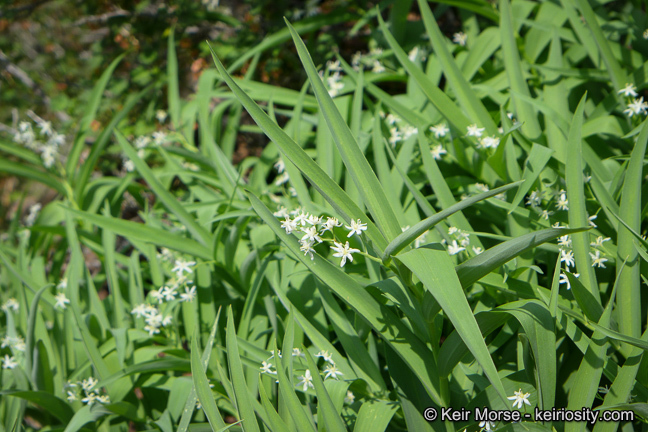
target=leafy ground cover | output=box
[1,0,648,431]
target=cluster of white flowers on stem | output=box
[463,123,500,150]
[65,377,110,405]
[379,111,418,147]
[12,116,65,168]
[325,60,345,98]
[278,208,368,267]
[350,46,390,74]
[1,298,19,314]
[259,348,344,392]
[618,83,648,118]
[442,226,481,257]
[130,252,197,336]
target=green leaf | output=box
[377,13,472,133]
[114,131,213,247]
[616,119,648,341]
[63,404,111,432]
[500,0,541,139]
[62,206,212,260]
[208,45,389,252]
[191,326,228,430]
[273,340,317,431]
[66,54,125,180]
[303,350,347,432]
[397,245,508,404]
[566,93,599,302]
[508,144,554,213]
[226,307,261,432]
[384,181,521,261]
[0,160,67,196]
[0,390,74,424]
[285,19,401,242]
[417,0,498,134]
[248,192,445,406]
[353,400,398,432]
[167,26,181,129]
[456,227,589,288]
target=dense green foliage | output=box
[1,1,648,431]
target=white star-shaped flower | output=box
[555,193,569,211]
[560,249,575,268]
[589,250,608,268]
[429,123,449,138]
[260,361,275,374]
[300,240,316,260]
[324,364,344,380]
[624,97,648,117]
[331,241,361,267]
[180,286,197,302]
[466,124,485,137]
[507,388,531,409]
[297,370,314,391]
[300,226,323,243]
[430,144,447,160]
[345,219,368,237]
[453,32,467,46]
[447,240,465,255]
[54,292,70,310]
[172,259,196,277]
[2,355,17,369]
[618,83,638,97]
[344,390,355,404]
[320,217,342,234]
[280,217,297,234]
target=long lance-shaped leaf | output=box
[225,307,261,432]
[377,13,472,133]
[208,46,388,252]
[167,26,181,130]
[592,329,648,432]
[0,160,67,196]
[62,206,212,260]
[74,86,151,201]
[303,349,347,432]
[575,0,626,94]
[565,265,618,432]
[616,118,648,341]
[66,54,125,180]
[566,94,599,302]
[191,326,227,430]
[397,245,508,404]
[24,285,50,379]
[114,130,212,247]
[417,0,498,134]
[383,181,522,262]
[456,227,589,288]
[508,144,554,213]
[248,192,446,406]
[285,19,401,242]
[500,0,541,139]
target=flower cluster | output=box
[1,298,19,314]
[12,117,65,168]
[442,226,480,257]
[259,348,344,392]
[278,208,367,267]
[618,83,648,118]
[325,60,345,98]
[380,112,418,147]
[350,46,391,74]
[1,334,26,352]
[65,377,110,406]
[131,254,197,335]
